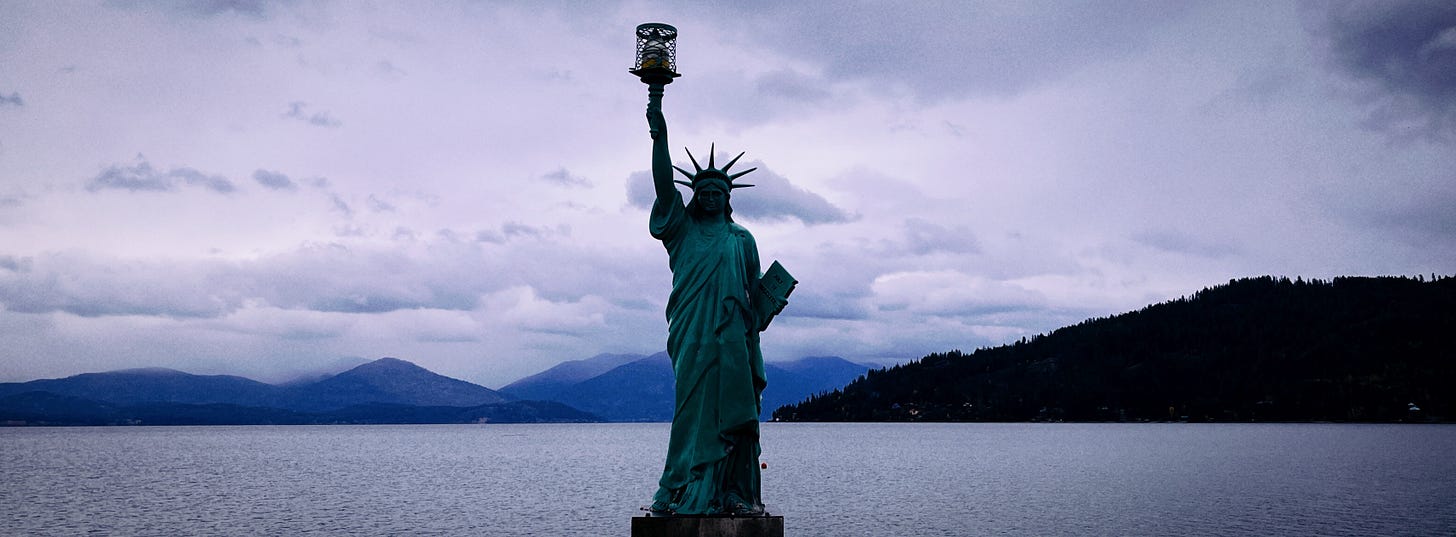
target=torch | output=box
[630,23,680,108]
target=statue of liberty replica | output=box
[631,23,795,519]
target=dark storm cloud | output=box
[283,101,342,128]
[253,169,296,190]
[0,92,22,107]
[626,163,852,225]
[1313,1,1456,136]
[716,1,1189,100]
[86,157,236,194]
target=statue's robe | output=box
[649,189,766,514]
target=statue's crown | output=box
[673,144,756,191]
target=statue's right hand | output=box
[646,107,666,140]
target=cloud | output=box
[0,255,30,272]
[252,169,296,190]
[1313,1,1456,136]
[780,288,871,321]
[329,194,352,216]
[540,167,591,188]
[171,168,236,193]
[236,238,635,317]
[283,101,342,128]
[0,92,22,107]
[1336,184,1456,242]
[730,164,853,224]
[0,253,242,318]
[0,242,496,319]
[753,69,833,103]
[86,156,236,194]
[713,2,1189,101]
[375,60,407,80]
[871,270,1048,318]
[210,305,354,341]
[366,194,395,213]
[1132,230,1237,258]
[897,218,980,256]
[479,286,608,337]
[626,161,852,225]
[474,221,569,244]
[116,0,270,19]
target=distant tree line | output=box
[774,275,1456,422]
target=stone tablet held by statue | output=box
[753,261,796,332]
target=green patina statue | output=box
[642,84,790,516]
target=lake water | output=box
[3,423,1454,536]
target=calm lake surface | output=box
[3,423,1453,536]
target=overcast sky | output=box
[2,1,1453,388]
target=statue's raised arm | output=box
[646,87,677,204]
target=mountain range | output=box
[0,358,594,426]
[1,353,877,426]
[501,352,875,421]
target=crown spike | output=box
[672,165,695,179]
[708,143,716,169]
[722,152,746,172]
[674,180,694,188]
[684,147,703,172]
[729,167,757,180]
[730,183,755,189]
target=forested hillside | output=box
[775,276,1456,422]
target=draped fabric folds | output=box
[648,190,766,515]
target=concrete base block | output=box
[631,513,784,537]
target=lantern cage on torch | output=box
[631,22,680,100]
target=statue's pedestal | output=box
[631,513,784,537]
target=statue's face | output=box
[696,188,726,215]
